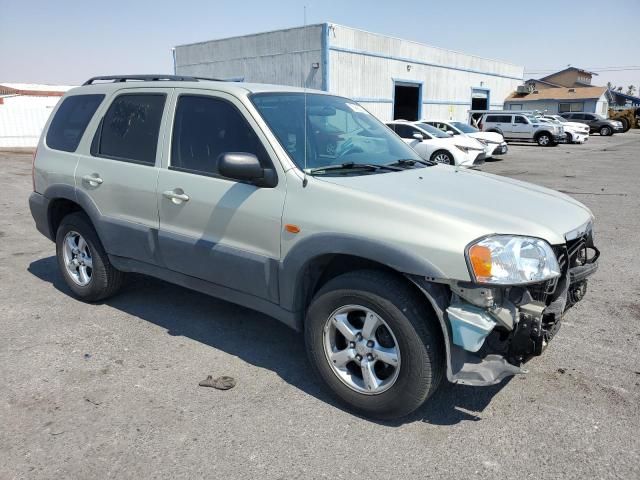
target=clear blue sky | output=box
[1,0,638,89]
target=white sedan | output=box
[423,120,508,157]
[386,121,487,166]
[539,115,590,143]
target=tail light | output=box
[32,147,38,191]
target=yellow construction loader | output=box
[608,107,640,132]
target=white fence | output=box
[0,96,60,148]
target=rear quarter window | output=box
[46,94,105,152]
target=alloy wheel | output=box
[323,305,401,395]
[433,153,452,164]
[62,231,93,286]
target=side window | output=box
[394,124,419,139]
[46,94,104,152]
[514,116,528,124]
[93,93,166,165]
[171,95,269,176]
[572,114,585,120]
[486,115,511,123]
[583,114,596,121]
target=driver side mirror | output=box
[218,152,277,188]
[412,132,424,140]
[446,131,454,137]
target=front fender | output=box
[279,233,446,312]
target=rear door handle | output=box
[82,174,103,186]
[163,189,190,204]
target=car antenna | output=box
[302,5,309,188]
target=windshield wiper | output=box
[307,162,403,175]
[386,158,437,168]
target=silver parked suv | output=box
[478,111,566,146]
[30,75,600,419]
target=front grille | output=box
[532,232,591,305]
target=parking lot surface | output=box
[1,132,639,479]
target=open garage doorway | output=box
[393,81,422,120]
[471,88,490,111]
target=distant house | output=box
[0,83,74,148]
[503,68,611,115]
[534,67,598,88]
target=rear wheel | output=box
[599,125,612,136]
[430,150,454,165]
[55,212,124,301]
[305,270,443,419]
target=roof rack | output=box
[82,74,224,86]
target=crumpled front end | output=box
[442,227,599,386]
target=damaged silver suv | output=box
[29,76,600,419]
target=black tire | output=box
[55,212,124,301]
[305,270,444,419]
[618,118,630,132]
[536,132,554,147]
[599,125,612,136]
[430,150,454,165]
[565,132,573,144]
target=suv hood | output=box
[562,121,589,131]
[320,166,592,246]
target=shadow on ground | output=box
[28,255,509,426]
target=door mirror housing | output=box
[412,132,424,140]
[218,152,277,187]
[446,131,454,136]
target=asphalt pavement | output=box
[1,131,639,479]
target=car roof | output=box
[64,79,331,97]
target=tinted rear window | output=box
[46,94,104,152]
[485,115,511,123]
[94,93,166,165]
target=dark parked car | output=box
[560,112,624,136]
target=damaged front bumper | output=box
[413,229,600,386]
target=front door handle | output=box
[163,189,190,204]
[82,174,103,186]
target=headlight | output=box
[455,144,484,153]
[466,235,561,284]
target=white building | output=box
[174,23,524,122]
[0,84,74,148]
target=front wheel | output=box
[430,150,454,165]
[305,270,444,419]
[536,133,554,146]
[565,132,573,144]
[599,125,612,136]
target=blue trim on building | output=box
[351,97,393,103]
[423,100,470,105]
[172,48,177,75]
[321,23,330,91]
[328,46,523,81]
[352,97,507,108]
